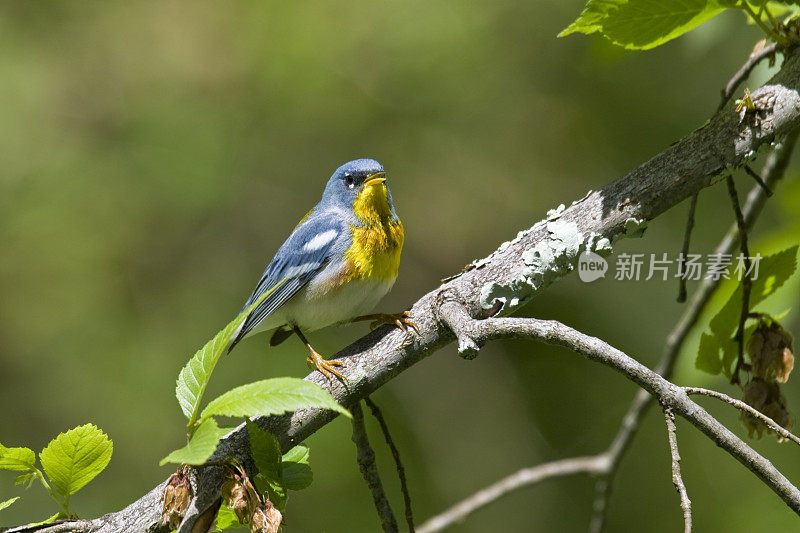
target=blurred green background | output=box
[2,1,800,531]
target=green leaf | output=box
[255,473,287,512]
[246,421,282,481]
[246,421,286,507]
[39,424,113,497]
[696,245,799,376]
[0,444,36,471]
[25,513,63,527]
[0,497,20,512]
[696,333,723,374]
[214,504,246,530]
[176,279,286,423]
[200,377,351,421]
[281,444,309,465]
[282,445,312,491]
[559,0,731,50]
[709,246,798,338]
[160,418,222,466]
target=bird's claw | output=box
[369,311,419,334]
[306,351,348,384]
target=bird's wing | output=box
[228,214,345,351]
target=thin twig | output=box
[677,193,699,303]
[718,42,778,112]
[416,456,608,533]
[351,401,399,533]
[364,397,415,533]
[663,409,692,533]
[684,387,800,446]
[726,176,752,385]
[743,165,774,196]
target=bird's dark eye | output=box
[345,175,355,189]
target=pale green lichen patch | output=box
[479,220,613,315]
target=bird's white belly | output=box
[250,276,396,335]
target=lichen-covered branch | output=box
[10,45,800,533]
[416,142,795,532]
[588,130,798,533]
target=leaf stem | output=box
[34,468,70,516]
[759,2,779,30]
[738,1,788,47]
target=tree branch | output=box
[663,409,692,533]
[418,135,797,533]
[718,41,779,113]
[437,302,800,513]
[351,402,399,533]
[416,457,608,533]
[364,397,415,533]
[684,387,800,446]
[587,129,799,533]
[10,45,800,533]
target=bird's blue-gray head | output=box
[319,159,397,222]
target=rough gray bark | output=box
[8,46,800,533]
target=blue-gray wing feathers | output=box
[229,215,343,350]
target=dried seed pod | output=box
[251,501,283,533]
[161,467,192,529]
[741,378,792,439]
[747,321,794,383]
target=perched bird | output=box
[228,159,416,382]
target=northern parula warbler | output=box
[228,159,415,382]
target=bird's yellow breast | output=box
[344,183,404,281]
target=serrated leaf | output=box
[0,497,20,512]
[14,472,35,487]
[246,421,282,480]
[559,0,731,50]
[200,377,351,421]
[0,444,36,471]
[160,418,221,466]
[696,245,799,376]
[176,279,286,423]
[39,424,113,497]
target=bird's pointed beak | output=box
[364,172,386,187]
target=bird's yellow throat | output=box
[346,181,404,281]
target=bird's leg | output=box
[351,311,418,334]
[292,326,347,383]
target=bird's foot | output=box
[362,311,419,334]
[306,349,347,384]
